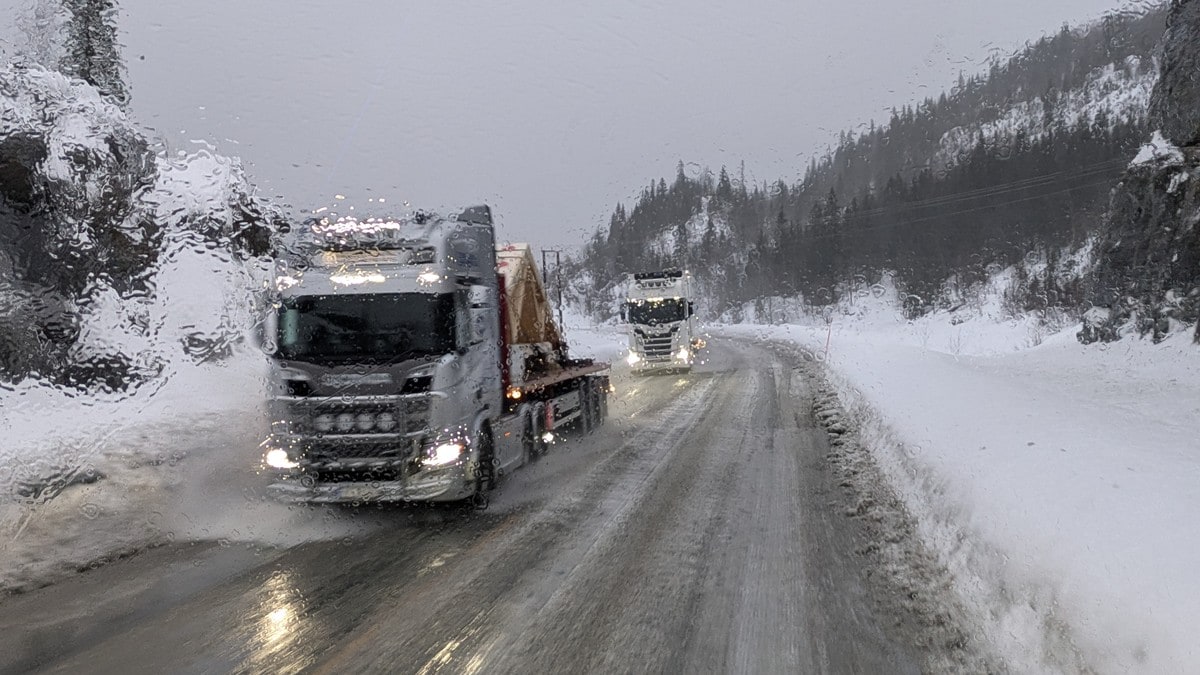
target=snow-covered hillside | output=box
[936,56,1156,168]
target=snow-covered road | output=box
[0,340,987,674]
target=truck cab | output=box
[622,270,699,374]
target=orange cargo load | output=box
[496,243,563,349]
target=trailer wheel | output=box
[531,403,548,457]
[521,411,536,465]
[590,379,604,425]
[586,378,606,432]
[578,382,592,433]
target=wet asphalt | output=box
[0,340,925,674]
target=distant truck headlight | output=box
[376,412,397,431]
[425,441,464,466]
[313,414,334,432]
[265,448,298,469]
[626,352,641,366]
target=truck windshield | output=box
[627,299,687,325]
[277,293,455,364]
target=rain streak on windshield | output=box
[4,0,1200,673]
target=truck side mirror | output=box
[688,301,695,318]
[467,284,493,347]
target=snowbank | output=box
[560,306,627,364]
[720,314,1200,673]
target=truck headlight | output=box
[265,448,299,469]
[676,347,690,362]
[626,352,640,366]
[425,442,464,466]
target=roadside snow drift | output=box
[722,305,1200,673]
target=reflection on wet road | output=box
[0,340,924,674]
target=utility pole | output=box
[541,248,564,331]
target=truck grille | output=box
[641,335,674,360]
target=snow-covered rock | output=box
[1130,130,1186,167]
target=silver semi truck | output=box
[261,206,608,505]
[622,270,701,374]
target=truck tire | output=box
[584,380,601,433]
[592,379,609,425]
[578,382,593,434]
[600,378,609,420]
[521,411,536,464]
[476,428,497,493]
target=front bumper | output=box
[632,355,692,372]
[262,428,477,503]
[268,465,475,503]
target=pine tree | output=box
[716,166,732,202]
[673,219,689,268]
[700,214,717,267]
[61,0,130,108]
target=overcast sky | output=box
[14,0,1138,249]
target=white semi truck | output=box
[261,206,608,506]
[622,270,701,374]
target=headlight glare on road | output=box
[425,442,464,466]
[265,448,298,469]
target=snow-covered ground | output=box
[560,307,627,365]
[0,239,286,592]
[721,291,1200,673]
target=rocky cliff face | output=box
[1148,0,1200,147]
[1082,0,1200,343]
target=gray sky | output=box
[16,0,1138,249]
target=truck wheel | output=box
[521,412,536,464]
[476,428,497,492]
[587,379,603,432]
[591,379,606,427]
[578,383,592,433]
